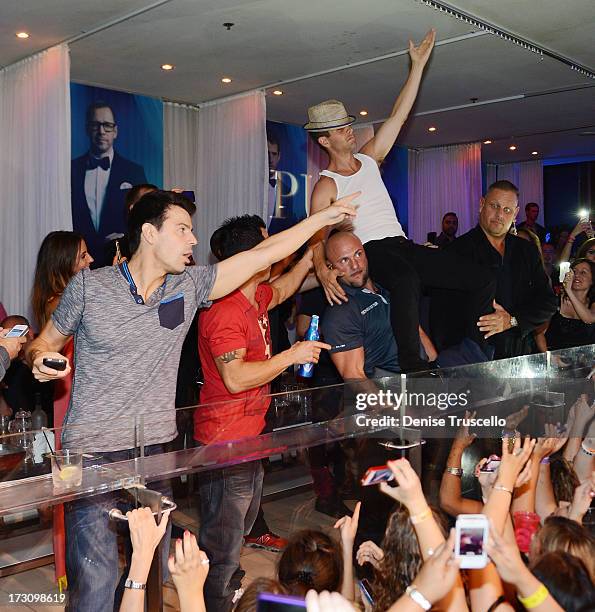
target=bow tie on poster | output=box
[88,156,110,171]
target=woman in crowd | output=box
[559,218,594,263]
[31,231,94,423]
[545,258,595,350]
[31,231,94,330]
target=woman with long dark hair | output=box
[31,231,94,330]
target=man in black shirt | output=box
[434,212,458,248]
[432,181,557,358]
[517,202,546,243]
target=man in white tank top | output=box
[307,29,496,371]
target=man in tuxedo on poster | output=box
[71,101,147,267]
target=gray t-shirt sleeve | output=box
[0,346,9,382]
[187,264,218,308]
[52,270,85,336]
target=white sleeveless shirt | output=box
[320,153,406,244]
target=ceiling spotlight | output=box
[359,110,368,116]
[16,32,30,39]
[531,151,538,155]
[161,64,174,71]
[272,90,283,96]
[221,77,232,83]
[509,145,517,151]
[428,126,437,132]
[483,140,492,144]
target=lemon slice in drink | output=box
[59,466,79,481]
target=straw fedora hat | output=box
[303,99,356,132]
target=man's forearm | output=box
[225,352,295,394]
[272,258,311,305]
[25,336,54,368]
[390,63,425,125]
[252,215,324,268]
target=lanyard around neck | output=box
[119,261,145,305]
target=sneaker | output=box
[244,532,288,552]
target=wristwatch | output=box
[124,578,146,590]
[406,585,431,610]
[509,315,518,328]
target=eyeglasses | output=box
[486,201,516,215]
[88,121,116,132]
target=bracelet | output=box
[410,507,432,525]
[518,584,549,609]
[406,585,431,611]
[540,457,550,464]
[493,484,513,494]
[124,578,146,590]
[581,442,595,456]
[445,466,464,477]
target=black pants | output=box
[365,237,496,370]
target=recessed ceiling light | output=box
[161,64,174,71]
[16,32,30,39]
[272,90,283,96]
[221,77,232,83]
[359,110,368,116]
[428,126,437,132]
[531,151,538,155]
[509,145,517,151]
[483,140,492,144]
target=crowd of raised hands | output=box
[118,391,594,612]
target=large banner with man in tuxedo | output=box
[70,84,163,266]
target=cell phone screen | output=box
[362,466,395,486]
[5,325,28,338]
[257,592,306,611]
[458,526,485,557]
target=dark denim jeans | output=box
[198,460,264,612]
[65,444,172,612]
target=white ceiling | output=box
[1,0,594,163]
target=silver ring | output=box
[200,558,210,565]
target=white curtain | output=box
[306,124,375,212]
[0,45,71,317]
[164,102,200,193]
[487,160,544,225]
[195,90,267,265]
[408,142,482,244]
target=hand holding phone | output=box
[455,514,489,569]
[32,353,70,382]
[5,324,29,338]
[361,465,395,486]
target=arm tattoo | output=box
[217,350,238,364]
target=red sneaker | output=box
[244,532,288,552]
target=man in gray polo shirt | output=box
[26,190,357,612]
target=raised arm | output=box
[268,248,313,310]
[210,194,358,300]
[309,177,349,305]
[360,30,435,163]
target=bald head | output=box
[325,231,370,288]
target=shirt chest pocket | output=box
[158,293,185,330]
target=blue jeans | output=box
[65,444,172,612]
[198,460,264,612]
